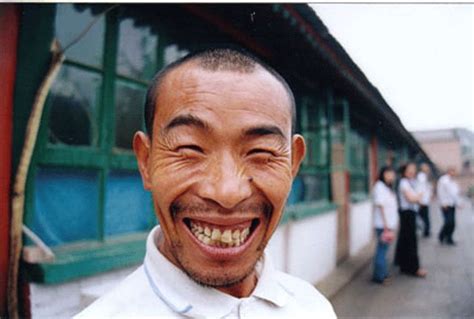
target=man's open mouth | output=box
[183,218,260,248]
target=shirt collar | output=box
[144,226,291,318]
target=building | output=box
[1,4,435,317]
[413,128,474,174]
[413,128,474,195]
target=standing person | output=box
[417,163,432,237]
[437,167,460,245]
[372,166,398,285]
[394,162,428,277]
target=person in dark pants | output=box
[440,206,456,243]
[437,168,460,245]
[394,162,428,278]
[416,163,432,237]
[372,167,398,285]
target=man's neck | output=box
[215,270,258,298]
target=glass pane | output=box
[350,130,368,171]
[287,173,330,204]
[104,170,155,237]
[117,18,158,80]
[115,81,146,149]
[163,44,189,66]
[301,173,328,202]
[48,65,101,146]
[351,175,368,194]
[55,4,105,67]
[319,104,328,127]
[306,103,319,130]
[31,168,99,246]
[287,175,305,205]
[318,130,328,166]
[303,134,317,167]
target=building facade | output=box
[1,4,435,317]
[413,128,474,195]
[413,128,474,173]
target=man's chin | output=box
[182,265,256,289]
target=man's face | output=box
[421,163,430,174]
[448,168,456,177]
[134,62,305,288]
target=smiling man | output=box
[77,48,336,318]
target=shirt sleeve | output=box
[400,179,416,198]
[450,182,460,205]
[417,172,427,183]
[437,176,449,206]
[373,182,385,206]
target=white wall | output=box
[349,200,373,256]
[287,211,338,284]
[30,266,136,318]
[266,225,287,272]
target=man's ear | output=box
[291,134,306,178]
[133,131,152,190]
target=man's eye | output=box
[247,148,275,156]
[176,145,204,153]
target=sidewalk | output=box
[331,201,474,318]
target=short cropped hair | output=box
[144,47,296,137]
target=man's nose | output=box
[197,152,252,209]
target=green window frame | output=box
[349,127,370,201]
[284,93,336,223]
[294,95,331,203]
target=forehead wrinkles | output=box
[155,64,292,134]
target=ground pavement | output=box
[331,201,474,318]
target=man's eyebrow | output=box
[162,114,210,135]
[242,125,287,140]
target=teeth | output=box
[221,230,232,243]
[211,229,221,241]
[232,230,240,239]
[189,221,252,248]
[241,228,249,241]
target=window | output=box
[26,5,161,249]
[288,96,331,205]
[377,139,396,169]
[349,128,369,198]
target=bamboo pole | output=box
[7,40,64,319]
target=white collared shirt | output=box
[398,178,419,212]
[437,174,460,207]
[372,181,398,229]
[416,172,432,206]
[76,226,336,318]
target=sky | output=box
[310,4,473,132]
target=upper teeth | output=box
[190,221,251,248]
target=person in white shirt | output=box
[372,166,398,285]
[416,163,433,237]
[437,167,460,245]
[394,162,428,278]
[76,48,336,318]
